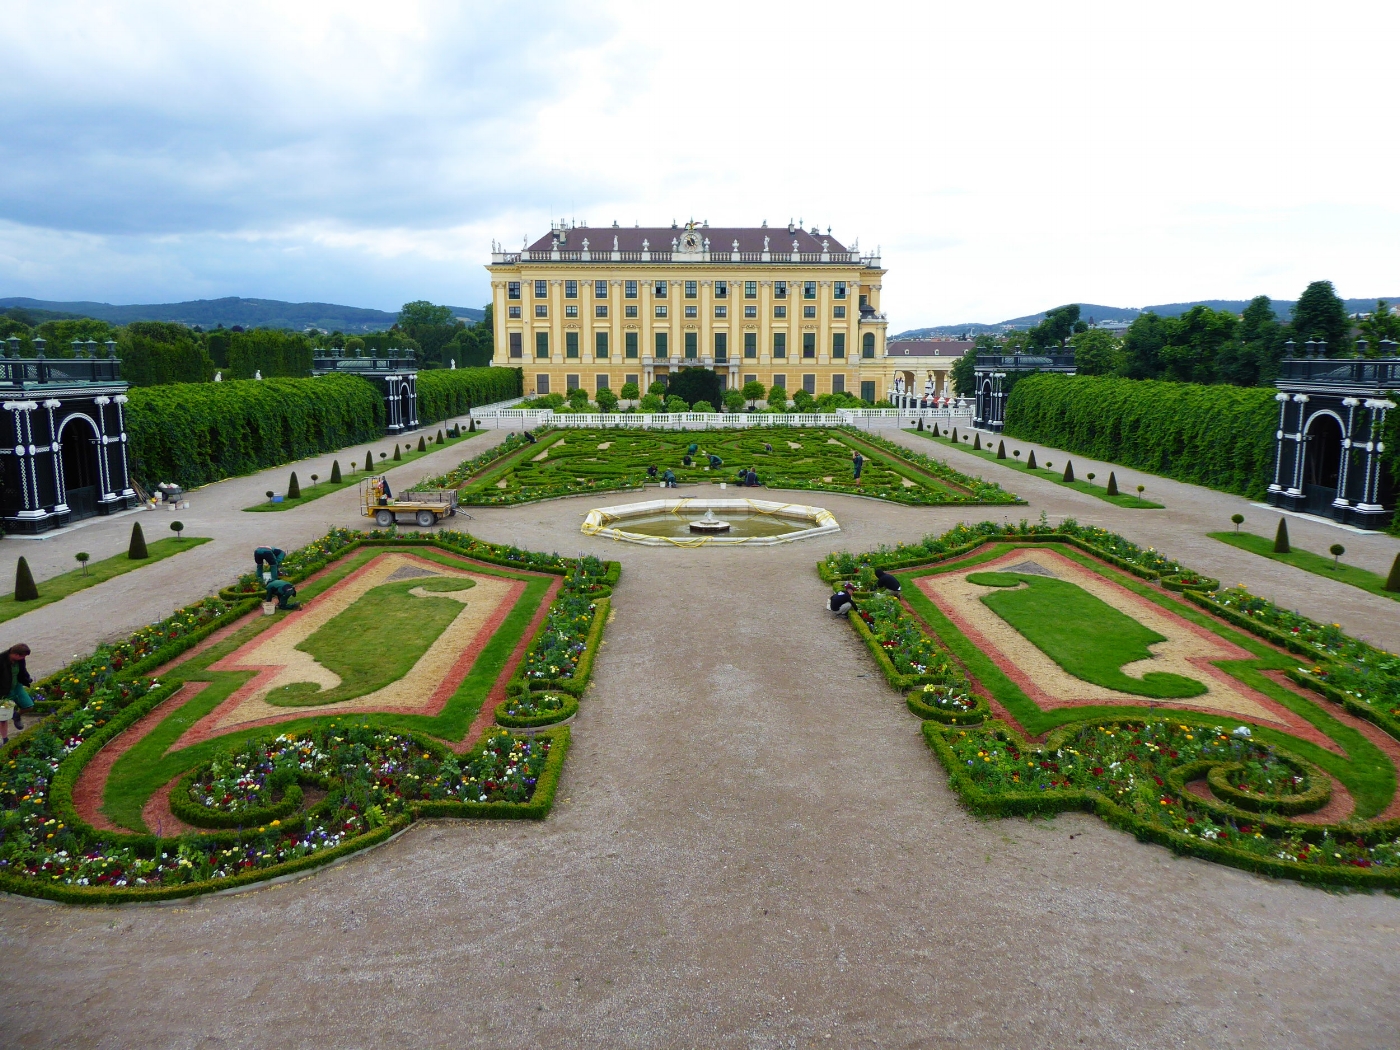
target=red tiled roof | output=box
[887,339,973,357]
[525,224,848,254]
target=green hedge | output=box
[126,375,383,489]
[1003,374,1279,499]
[417,367,521,424]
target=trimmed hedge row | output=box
[416,366,521,424]
[1003,374,1279,499]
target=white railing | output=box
[489,249,883,267]
[471,407,973,431]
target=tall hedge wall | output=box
[417,366,521,423]
[126,375,384,488]
[1004,374,1279,498]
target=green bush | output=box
[128,522,148,560]
[415,367,521,424]
[1274,517,1290,553]
[287,471,301,499]
[1106,472,1118,496]
[1005,374,1278,498]
[417,435,426,452]
[330,460,342,483]
[393,444,402,461]
[14,557,37,601]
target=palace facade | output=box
[487,220,889,401]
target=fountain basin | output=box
[582,498,838,546]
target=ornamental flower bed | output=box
[425,431,533,490]
[857,593,966,685]
[524,588,597,681]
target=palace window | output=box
[625,280,638,298]
[832,374,845,394]
[625,373,639,386]
[535,332,549,358]
[860,380,876,403]
[654,280,668,297]
[565,280,578,299]
[655,332,668,358]
[685,306,698,318]
[507,281,521,300]
[834,281,847,300]
[565,305,578,318]
[804,281,816,300]
[535,304,548,318]
[534,280,547,297]
[684,280,697,299]
[536,374,550,394]
[744,281,757,299]
[744,332,757,359]
[744,374,757,385]
[509,333,522,359]
[859,293,869,309]
[771,373,786,389]
[802,373,816,394]
[833,305,846,319]
[802,332,816,359]
[773,333,786,359]
[595,331,608,358]
[625,332,639,359]
[832,332,845,359]
[774,281,787,299]
[714,305,727,318]
[714,332,728,362]
[655,305,668,318]
[684,332,698,359]
[566,374,579,391]
[566,332,579,358]
[508,306,521,319]
[595,305,608,318]
[715,281,728,298]
[862,332,875,358]
[594,280,607,298]
[625,305,638,318]
[773,305,787,319]
[595,374,610,391]
[803,305,816,319]
[744,305,757,318]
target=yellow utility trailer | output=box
[359,476,459,528]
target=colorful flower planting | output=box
[434,427,1020,507]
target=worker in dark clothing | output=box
[266,579,300,610]
[875,568,901,593]
[746,469,759,487]
[852,450,864,481]
[254,547,287,583]
[524,430,537,444]
[682,454,693,467]
[828,583,856,613]
[662,468,677,488]
[647,465,659,480]
[708,453,723,469]
[0,643,34,731]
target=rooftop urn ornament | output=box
[732,238,739,250]
[1283,338,1296,357]
[642,238,649,250]
[104,339,116,358]
[1383,339,1399,355]
[582,237,589,251]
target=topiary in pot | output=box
[417,435,426,452]
[14,557,38,601]
[1063,460,1074,483]
[330,460,342,484]
[1274,517,1290,554]
[128,522,149,559]
[287,472,301,499]
[1106,472,1118,496]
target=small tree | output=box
[468,418,476,432]
[364,448,374,473]
[1026,450,1037,470]
[1063,460,1074,483]
[330,460,342,484]
[649,380,668,396]
[766,386,788,410]
[995,440,1004,459]
[1106,472,1118,496]
[666,394,689,413]
[1013,449,1021,459]
[128,522,149,560]
[265,490,274,504]
[1385,553,1400,592]
[417,435,427,452]
[170,520,184,541]
[1230,513,1244,533]
[568,387,590,411]
[287,472,301,499]
[1330,543,1345,569]
[14,557,37,601]
[379,452,387,463]
[916,418,924,431]
[310,474,319,488]
[1136,484,1145,503]
[393,445,402,461]
[722,388,745,412]
[620,381,641,401]
[75,552,90,577]
[1087,472,1096,485]
[597,388,619,412]
[950,427,958,443]
[436,430,444,444]
[1274,517,1290,554]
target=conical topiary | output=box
[14,557,38,602]
[932,423,940,437]
[1106,472,1118,496]
[128,522,148,559]
[1385,553,1400,592]
[287,472,301,499]
[436,430,444,444]
[330,460,342,484]
[417,435,426,452]
[1274,517,1290,554]
[364,448,374,474]
[917,418,924,432]
[996,440,1005,460]
[950,427,958,444]
[1063,460,1074,483]
[469,418,476,433]
[1026,450,1037,470]
[973,433,982,450]
[392,445,402,461]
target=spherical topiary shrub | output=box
[14,557,38,601]
[128,522,149,560]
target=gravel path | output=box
[0,426,1398,1048]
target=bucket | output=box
[0,703,13,723]
[261,601,276,616]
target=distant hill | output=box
[895,297,1400,339]
[0,296,484,333]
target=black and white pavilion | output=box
[1267,339,1398,529]
[0,337,138,534]
[311,348,419,434]
[972,350,1076,432]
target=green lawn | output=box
[1210,530,1399,600]
[967,570,1205,697]
[268,576,476,706]
[244,428,482,512]
[0,536,212,624]
[908,428,1164,508]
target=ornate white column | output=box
[1358,399,1396,510]
[113,394,133,495]
[1286,394,1309,495]
[92,396,115,498]
[1268,392,1290,492]
[1335,397,1361,507]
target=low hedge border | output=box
[847,607,935,691]
[905,687,989,725]
[494,692,579,728]
[168,770,305,830]
[1205,758,1331,816]
[511,596,610,699]
[922,720,1400,890]
[1161,574,1221,593]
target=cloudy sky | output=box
[2,1,1397,328]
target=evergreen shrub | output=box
[128,523,148,559]
[14,557,37,601]
[330,460,342,483]
[1026,450,1037,469]
[1274,517,1291,553]
[287,472,300,499]
[1106,472,1119,496]
[417,436,426,452]
[1063,460,1074,482]
[415,367,521,424]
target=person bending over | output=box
[875,568,901,593]
[0,644,34,731]
[827,583,856,613]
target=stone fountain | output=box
[689,508,731,534]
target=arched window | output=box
[862,333,875,359]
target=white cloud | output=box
[2,0,1399,323]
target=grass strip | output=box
[243,430,482,512]
[907,428,1164,508]
[1210,530,1399,600]
[0,536,212,624]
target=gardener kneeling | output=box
[266,579,300,610]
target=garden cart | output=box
[359,476,460,528]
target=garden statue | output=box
[253,546,287,583]
[254,369,262,380]
[214,371,222,382]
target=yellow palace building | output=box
[487,219,889,401]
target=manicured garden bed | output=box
[1210,529,1400,602]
